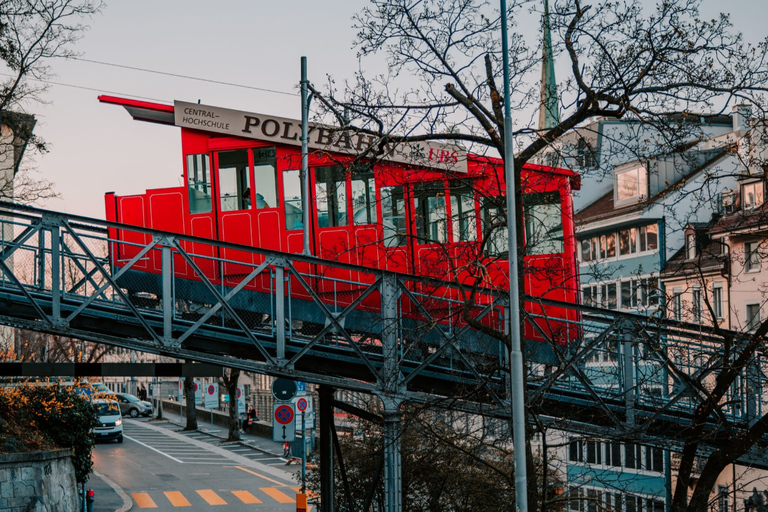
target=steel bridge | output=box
[0,202,765,511]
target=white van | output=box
[93,399,123,443]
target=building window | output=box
[601,283,617,310]
[742,181,764,211]
[619,228,637,256]
[686,233,696,260]
[639,224,658,252]
[718,485,730,512]
[582,285,598,307]
[713,284,724,320]
[692,288,702,323]
[745,242,761,272]
[616,166,648,205]
[673,291,683,321]
[576,137,597,169]
[621,278,660,309]
[569,440,584,462]
[747,304,761,331]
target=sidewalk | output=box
[159,409,287,457]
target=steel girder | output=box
[0,203,766,466]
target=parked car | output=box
[93,399,123,443]
[113,392,153,418]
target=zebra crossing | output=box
[123,420,290,467]
[131,486,307,508]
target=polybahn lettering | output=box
[0,202,766,466]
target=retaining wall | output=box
[0,449,78,512]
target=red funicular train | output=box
[101,96,580,347]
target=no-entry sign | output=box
[272,403,296,442]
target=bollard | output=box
[296,493,307,512]
[86,489,94,512]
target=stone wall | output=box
[0,449,78,512]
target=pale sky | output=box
[22,0,768,219]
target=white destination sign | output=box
[174,100,467,173]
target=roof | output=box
[576,148,732,226]
[660,236,728,279]
[711,201,768,237]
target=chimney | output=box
[732,104,751,132]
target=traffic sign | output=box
[273,403,296,442]
[296,397,308,412]
[272,378,297,401]
[204,383,218,409]
[193,381,202,406]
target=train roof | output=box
[98,95,577,181]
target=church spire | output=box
[539,0,559,131]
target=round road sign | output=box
[296,397,308,412]
[193,382,199,392]
[237,387,242,399]
[207,384,216,395]
[274,404,294,425]
[272,378,297,401]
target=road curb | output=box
[93,470,132,512]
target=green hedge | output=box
[0,383,99,483]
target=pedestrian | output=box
[140,384,147,401]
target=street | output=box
[93,418,308,511]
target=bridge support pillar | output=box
[382,399,402,512]
[319,385,334,512]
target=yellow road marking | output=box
[261,487,295,503]
[196,489,227,505]
[234,466,291,486]
[164,491,191,507]
[232,490,262,504]
[132,493,157,508]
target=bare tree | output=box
[0,0,102,202]
[307,1,768,510]
[222,367,241,442]
[183,374,198,431]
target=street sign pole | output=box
[301,411,307,493]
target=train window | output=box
[449,184,477,242]
[381,186,407,247]
[187,153,212,214]
[252,147,278,209]
[315,165,347,228]
[482,198,508,257]
[524,192,563,255]
[283,170,304,230]
[413,182,447,244]
[218,150,251,212]
[351,167,376,225]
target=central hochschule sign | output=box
[174,100,467,173]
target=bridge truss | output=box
[0,202,765,511]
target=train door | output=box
[412,181,452,281]
[184,152,217,279]
[379,183,411,274]
[312,164,354,293]
[214,149,254,278]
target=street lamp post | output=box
[500,1,529,511]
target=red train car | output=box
[101,96,580,346]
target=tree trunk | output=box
[225,368,241,442]
[183,375,198,431]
